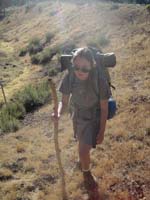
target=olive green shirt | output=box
[59,69,110,109]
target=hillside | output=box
[0,1,150,200]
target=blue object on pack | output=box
[107,97,117,120]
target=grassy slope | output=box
[0,1,150,200]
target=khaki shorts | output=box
[72,108,100,148]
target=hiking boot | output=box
[83,171,98,191]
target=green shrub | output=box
[0,102,25,133]
[98,34,110,47]
[48,67,59,77]
[0,113,19,133]
[60,42,76,53]
[146,4,150,13]
[49,10,57,17]
[1,102,25,119]
[45,32,54,43]
[19,47,27,57]
[31,53,41,64]
[16,81,51,112]
[86,41,100,49]
[0,81,51,133]
[28,37,43,55]
[39,48,56,64]
[29,37,40,46]
[31,48,57,65]
[38,6,42,13]
[110,4,119,10]
[25,3,36,13]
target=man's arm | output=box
[96,99,108,144]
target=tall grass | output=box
[28,37,43,55]
[15,80,51,112]
[0,102,25,133]
[0,80,51,133]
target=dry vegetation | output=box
[0,1,150,200]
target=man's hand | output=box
[96,133,104,144]
[51,112,60,122]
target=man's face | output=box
[73,56,91,81]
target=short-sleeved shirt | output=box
[59,69,110,109]
[59,69,110,148]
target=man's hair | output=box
[72,47,95,67]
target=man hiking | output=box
[52,47,111,190]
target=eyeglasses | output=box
[73,65,91,73]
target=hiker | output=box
[52,47,111,190]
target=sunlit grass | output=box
[0,1,149,199]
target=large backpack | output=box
[60,47,117,119]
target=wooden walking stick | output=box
[0,81,7,105]
[49,78,68,200]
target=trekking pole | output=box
[48,78,68,200]
[0,81,7,105]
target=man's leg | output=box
[78,141,98,190]
[78,141,92,171]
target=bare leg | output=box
[78,141,92,171]
[78,141,98,190]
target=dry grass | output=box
[0,1,150,200]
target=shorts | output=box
[72,107,100,148]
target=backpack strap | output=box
[68,68,75,93]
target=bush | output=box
[146,4,150,13]
[16,81,51,112]
[29,37,40,46]
[48,67,59,77]
[49,10,58,17]
[45,32,54,43]
[110,4,119,10]
[25,3,36,13]
[31,48,57,65]
[86,41,101,50]
[0,102,25,133]
[19,48,27,57]
[0,80,51,133]
[0,113,19,133]
[1,102,25,119]
[31,53,41,64]
[88,34,110,48]
[39,48,57,65]
[60,42,76,53]
[98,34,110,47]
[28,37,43,55]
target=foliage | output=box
[0,102,25,133]
[31,48,57,65]
[25,3,36,13]
[1,102,25,119]
[0,113,19,133]
[98,34,110,47]
[0,80,51,133]
[86,41,101,49]
[19,47,27,57]
[110,4,119,10]
[146,4,150,13]
[28,37,43,55]
[45,32,54,43]
[16,80,51,112]
[39,48,54,64]
[48,67,59,77]
[60,42,76,53]
[87,34,110,48]
[31,53,41,64]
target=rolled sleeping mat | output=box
[96,52,116,68]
